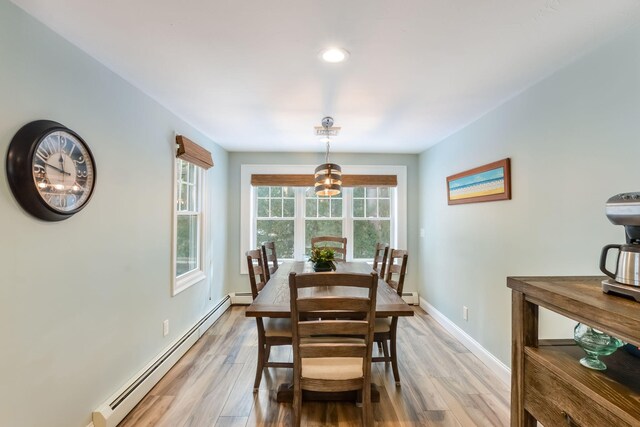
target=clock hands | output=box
[45,162,71,176]
[59,152,66,181]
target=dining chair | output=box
[289,271,378,427]
[246,249,293,391]
[261,241,279,281]
[310,236,347,262]
[373,249,408,385]
[372,242,389,278]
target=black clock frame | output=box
[6,120,97,221]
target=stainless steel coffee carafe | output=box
[600,244,640,287]
[600,193,640,290]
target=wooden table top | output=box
[245,261,415,318]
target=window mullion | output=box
[294,187,305,260]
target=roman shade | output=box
[176,135,214,170]
[251,174,397,187]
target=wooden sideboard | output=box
[507,276,640,427]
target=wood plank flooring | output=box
[119,306,510,426]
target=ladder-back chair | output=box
[289,271,378,426]
[373,249,408,385]
[246,249,292,390]
[261,241,279,281]
[372,242,389,278]
[310,236,347,262]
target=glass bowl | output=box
[574,323,624,370]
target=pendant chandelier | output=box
[314,116,342,197]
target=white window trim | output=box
[172,160,207,295]
[240,164,407,274]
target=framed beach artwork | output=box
[446,158,511,205]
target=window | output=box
[253,186,394,261]
[304,187,343,256]
[352,187,391,259]
[242,164,407,273]
[173,159,206,294]
[256,186,295,258]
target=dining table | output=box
[245,260,415,402]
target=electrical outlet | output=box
[420,228,425,238]
[463,306,469,321]
[163,319,169,336]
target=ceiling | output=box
[10,0,640,153]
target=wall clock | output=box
[6,120,96,221]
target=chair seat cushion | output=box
[374,318,392,333]
[301,357,363,380]
[264,318,292,337]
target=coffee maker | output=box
[600,192,640,301]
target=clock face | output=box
[6,120,97,221]
[31,130,95,213]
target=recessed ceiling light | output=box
[320,48,350,63]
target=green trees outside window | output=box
[352,187,391,259]
[254,185,393,260]
[256,186,295,258]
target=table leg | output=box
[511,290,538,427]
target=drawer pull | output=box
[561,411,580,427]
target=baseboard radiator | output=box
[230,291,254,305]
[401,291,419,305]
[92,295,231,427]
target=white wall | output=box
[225,152,419,295]
[0,2,228,426]
[419,25,640,366]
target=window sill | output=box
[173,270,206,296]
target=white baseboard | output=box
[419,297,511,386]
[92,295,231,427]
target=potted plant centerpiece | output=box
[309,247,337,272]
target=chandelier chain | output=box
[325,139,330,164]
[323,119,331,164]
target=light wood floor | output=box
[119,306,510,426]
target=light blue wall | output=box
[7,0,640,421]
[419,25,640,366]
[225,152,420,295]
[0,2,228,426]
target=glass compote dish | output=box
[573,323,624,370]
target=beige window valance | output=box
[176,135,214,170]
[251,174,397,187]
